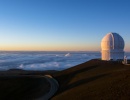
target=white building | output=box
[101,32,125,61]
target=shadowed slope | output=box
[52,59,130,100]
[0,76,50,100]
[0,59,130,100]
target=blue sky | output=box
[0,0,130,51]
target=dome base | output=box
[101,50,124,61]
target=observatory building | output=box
[101,32,125,61]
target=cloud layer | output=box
[0,51,102,71]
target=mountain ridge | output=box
[52,59,130,100]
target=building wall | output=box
[101,50,124,60]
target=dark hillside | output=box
[0,76,50,100]
[52,59,130,100]
[0,59,130,100]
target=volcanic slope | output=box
[0,75,50,100]
[52,59,130,100]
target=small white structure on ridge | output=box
[123,56,127,64]
[101,32,125,61]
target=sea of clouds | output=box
[1,51,123,71]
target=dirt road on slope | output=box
[36,75,59,100]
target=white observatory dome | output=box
[101,32,125,61]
